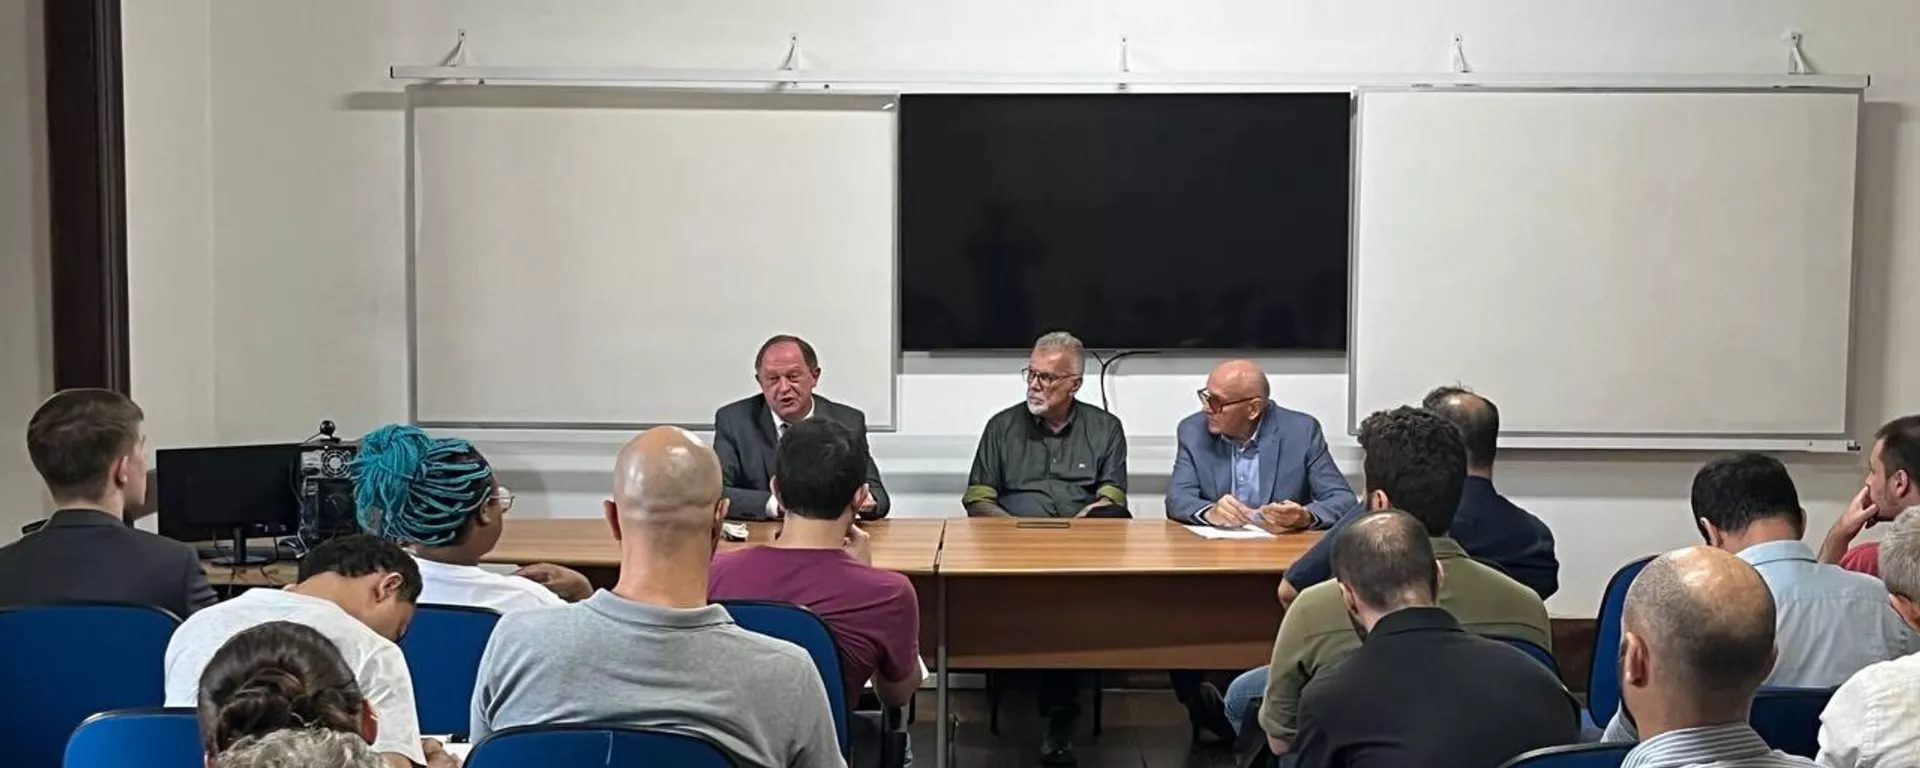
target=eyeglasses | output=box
[491,486,516,513]
[1197,388,1261,414]
[1022,368,1082,387]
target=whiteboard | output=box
[409,86,897,428]
[1350,89,1859,441]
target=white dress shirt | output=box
[414,555,565,614]
[1817,651,1920,768]
[765,402,816,517]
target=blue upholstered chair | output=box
[1498,743,1634,768]
[0,603,181,768]
[1750,686,1835,758]
[1586,556,1655,727]
[397,603,502,738]
[466,724,737,767]
[63,707,201,768]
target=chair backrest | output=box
[63,708,202,768]
[1751,686,1834,758]
[1492,635,1560,673]
[1587,555,1654,723]
[0,603,182,768]
[467,724,738,767]
[719,600,851,754]
[397,604,502,737]
[1498,743,1634,768]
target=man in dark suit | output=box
[0,389,216,616]
[1291,509,1579,768]
[713,335,889,520]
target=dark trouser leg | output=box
[1169,670,1204,705]
[1037,670,1082,716]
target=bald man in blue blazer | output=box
[1165,360,1358,531]
[1164,360,1358,742]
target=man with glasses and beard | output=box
[962,330,1130,766]
[963,330,1129,521]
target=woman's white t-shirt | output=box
[412,556,565,614]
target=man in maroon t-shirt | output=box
[710,417,925,763]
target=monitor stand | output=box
[211,527,272,566]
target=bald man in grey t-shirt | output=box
[471,591,840,768]
[470,426,844,768]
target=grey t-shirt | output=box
[470,590,846,768]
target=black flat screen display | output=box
[899,92,1352,351]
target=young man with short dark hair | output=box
[710,417,924,767]
[0,389,216,616]
[165,534,446,768]
[1819,415,1920,575]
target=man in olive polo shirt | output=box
[1257,406,1552,759]
[963,331,1129,520]
[962,330,1130,766]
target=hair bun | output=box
[217,666,310,735]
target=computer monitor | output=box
[156,443,303,565]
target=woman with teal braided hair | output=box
[351,424,592,611]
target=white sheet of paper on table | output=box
[1185,524,1275,540]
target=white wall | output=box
[0,0,53,542]
[124,0,218,451]
[119,0,1920,615]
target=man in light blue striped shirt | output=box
[1616,547,1813,768]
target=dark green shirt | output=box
[963,402,1128,517]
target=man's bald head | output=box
[1422,385,1499,471]
[1208,359,1272,400]
[1624,546,1776,701]
[612,426,724,521]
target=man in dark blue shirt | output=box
[1279,386,1558,603]
[1223,386,1560,734]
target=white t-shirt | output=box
[163,589,425,765]
[413,556,564,614]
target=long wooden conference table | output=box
[484,517,1317,767]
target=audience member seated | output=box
[165,535,443,768]
[1277,386,1559,608]
[961,330,1128,766]
[713,334,891,521]
[353,423,592,610]
[1292,510,1579,767]
[1819,415,1920,576]
[1237,406,1552,757]
[1613,546,1816,767]
[198,620,386,768]
[470,426,844,768]
[1817,511,1920,767]
[1603,453,1917,740]
[0,389,215,615]
[710,417,923,768]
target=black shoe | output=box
[1041,707,1078,766]
[1188,682,1238,747]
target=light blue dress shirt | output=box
[1229,434,1261,504]
[1602,539,1920,745]
[1738,539,1919,688]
